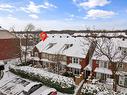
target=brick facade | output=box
[0,38,21,60]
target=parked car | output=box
[23,82,42,95]
[40,88,57,95]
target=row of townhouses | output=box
[28,33,127,87]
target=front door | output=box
[84,70,90,79]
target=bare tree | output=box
[86,33,127,91]
[10,24,36,65]
[24,24,35,64]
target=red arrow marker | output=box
[39,32,48,41]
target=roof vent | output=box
[67,36,69,38]
[52,36,54,38]
[60,36,62,38]
[0,26,1,28]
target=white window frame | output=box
[72,57,79,64]
[99,60,108,68]
[118,63,123,70]
[119,76,124,86]
[124,76,127,86]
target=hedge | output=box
[9,65,75,94]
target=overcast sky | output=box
[0,0,127,31]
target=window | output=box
[96,73,101,79]
[48,54,52,60]
[122,50,127,56]
[99,61,108,68]
[45,53,48,59]
[124,77,127,86]
[35,52,38,57]
[120,48,127,56]
[119,76,124,86]
[72,57,79,64]
[46,43,56,50]
[63,56,66,61]
[52,55,56,61]
[63,44,73,51]
[74,69,80,75]
[118,63,123,70]
[104,62,108,68]
[70,68,80,75]
[42,53,46,58]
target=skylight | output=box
[63,44,73,51]
[46,43,56,50]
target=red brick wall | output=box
[67,56,72,65]
[66,57,88,70]
[80,58,88,68]
[0,38,21,60]
[92,60,99,71]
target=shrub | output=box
[9,65,75,94]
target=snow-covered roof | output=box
[92,38,127,62]
[67,63,81,69]
[36,34,89,58]
[23,82,41,92]
[0,29,16,39]
[94,67,112,75]
[117,39,127,48]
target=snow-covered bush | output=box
[81,83,123,95]
[81,83,99,95]
[9,65,75,94]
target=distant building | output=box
[0,27,21,60]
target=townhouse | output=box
[88,37,127,87]
[29,32,127,87]
[29,34,95,77]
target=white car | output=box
[23,82,42,95]
[40,88,57,95]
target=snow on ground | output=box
[10,65,75,88]
[0,62,73,95]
